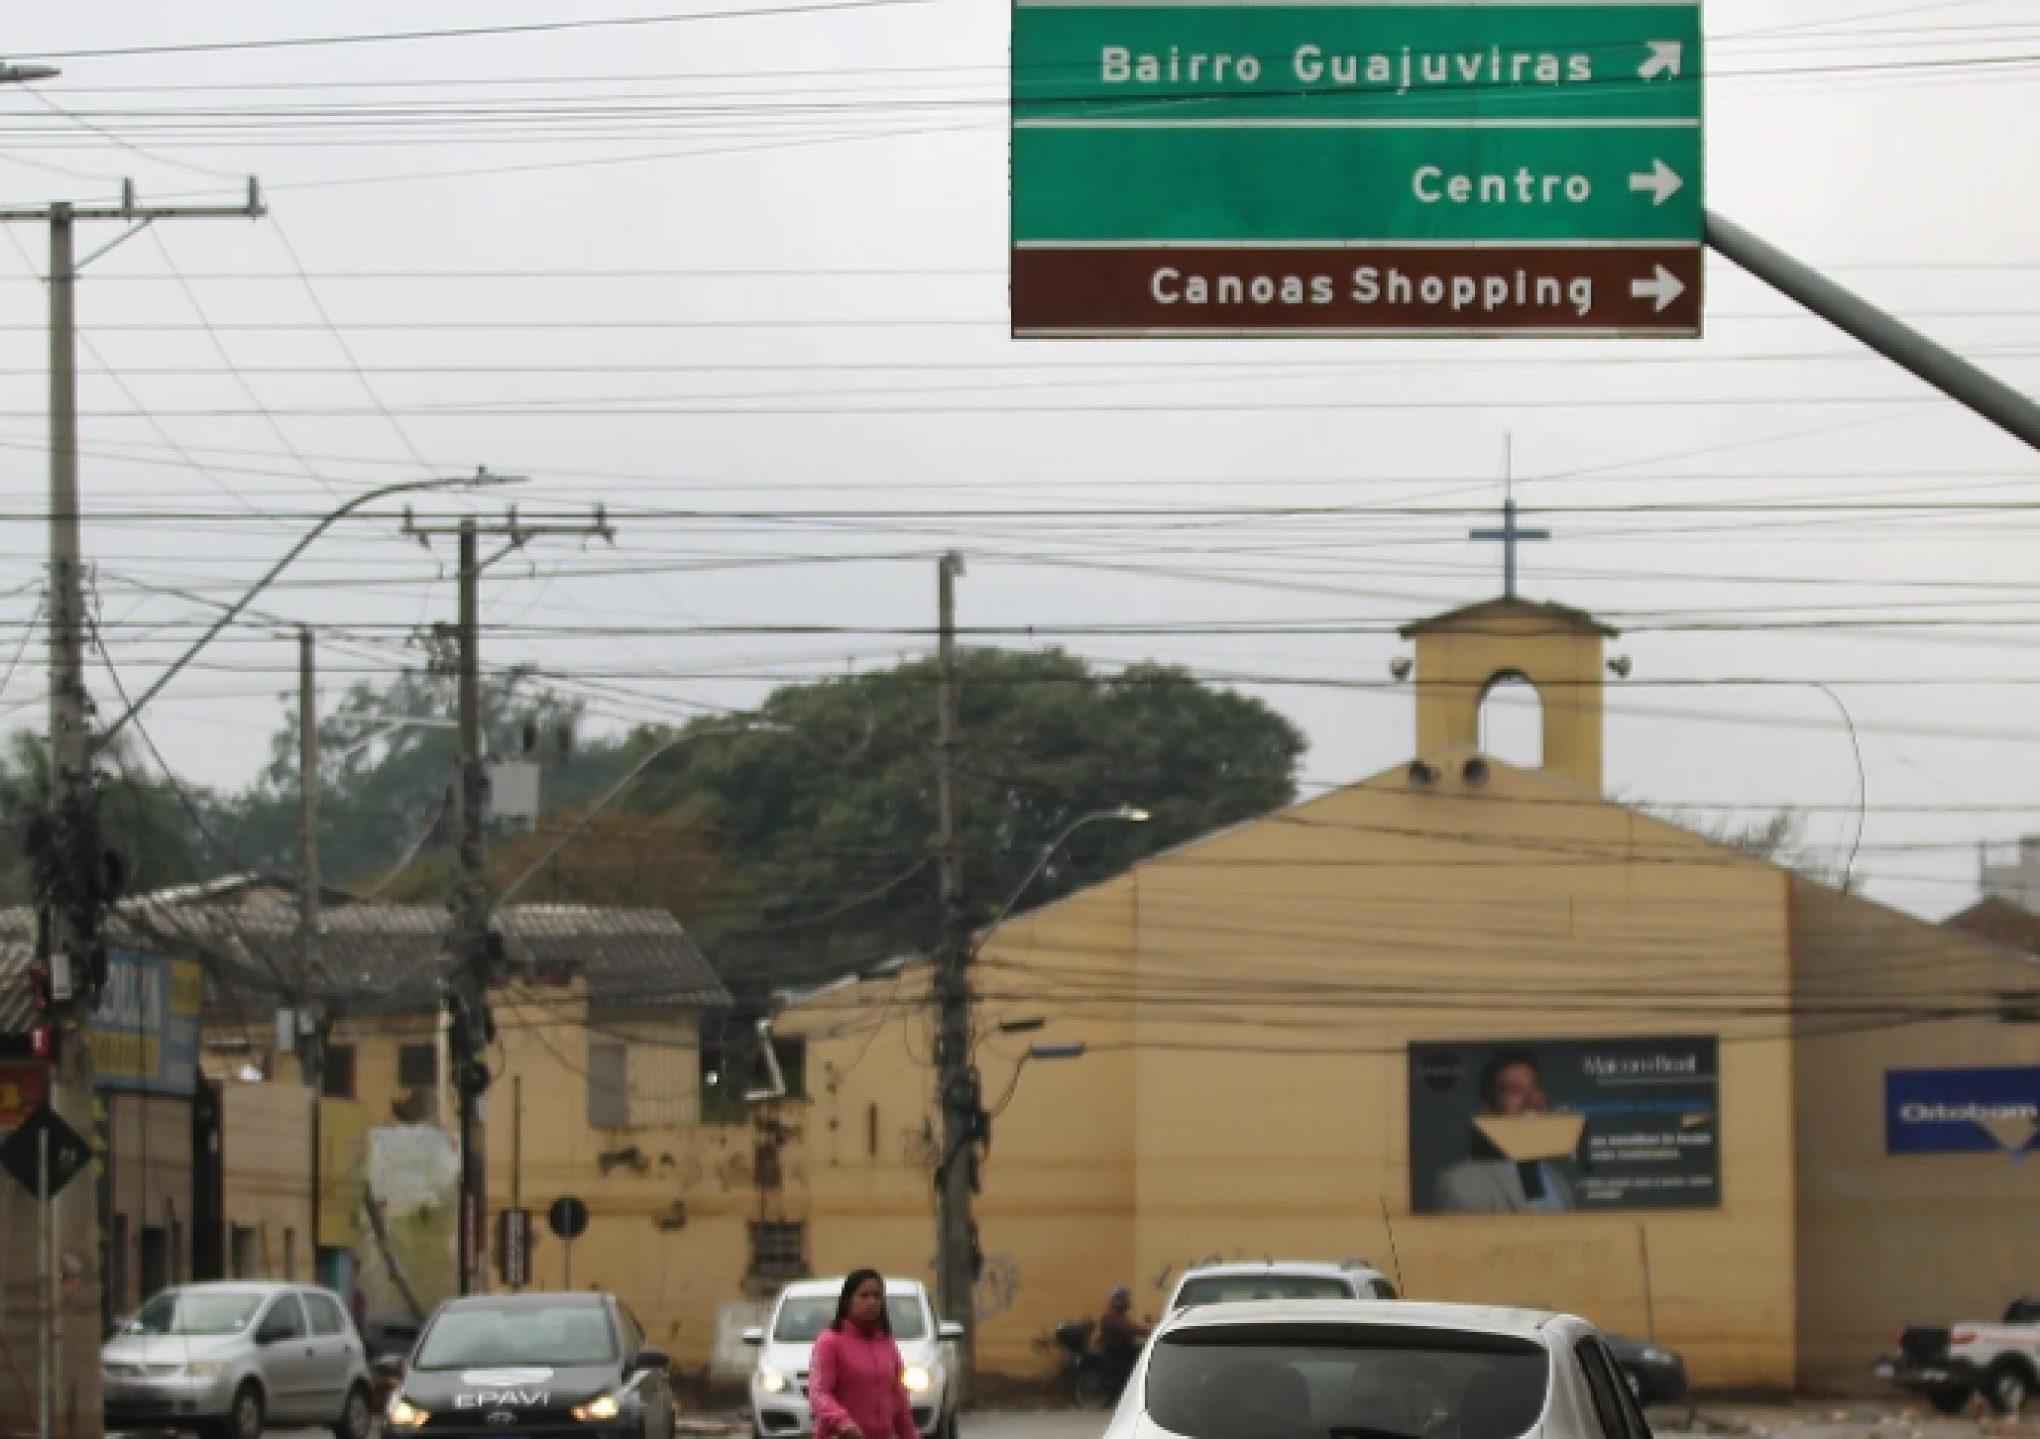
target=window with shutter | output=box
[588,1042,628,1128]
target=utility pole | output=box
[453,520,486,1297]
[402,507,612,1295]
[932,552,978,1392]
[3,177,264,1439]
[299,628,324,1282]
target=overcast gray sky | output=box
[1,0,2037,918]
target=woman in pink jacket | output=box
[807,1270,921,1439]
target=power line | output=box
[16,1,930,62]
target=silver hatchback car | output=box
[102,1281,375,1439]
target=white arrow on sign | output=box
[1631,266,1686,314]
[1639,40,1683,81]
[1628,159,1684,207]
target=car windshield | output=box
[1176,1276,1357,1309]
[773,1294,929,1342]
[124,1291,266,1337]
[412,1304,617,1370]
[1146,1323,1549,1439]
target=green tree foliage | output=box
[221,669,634,890]
[623,648,1305,992]
[7,651,1305,1001]
[0,729,223,907]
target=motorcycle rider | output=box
[1098,1286,1150,1364]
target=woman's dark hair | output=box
[831,1269,891,1334]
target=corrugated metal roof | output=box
[0,909,34,1038]
[0,900,728,1035]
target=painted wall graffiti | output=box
[976,1252,1022,1321]
[922,1249,1025,1321]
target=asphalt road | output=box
[128,1402,1999,1439]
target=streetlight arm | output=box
[490,725,766,909]
[975,806,1148,953]
[94,469,519,753]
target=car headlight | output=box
[184,1360,228,1378]
[572,1394,624,1422]
[902,1365,933,1395]
[758,1365,788,1394]
[386,1398,431,1429]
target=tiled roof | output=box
[0,900,728,1034]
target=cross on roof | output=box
[1469,493,1551,600]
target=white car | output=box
[744,1277,964,1439]
[1102,1298,1660,1439]
[1165,1259,1400,1313]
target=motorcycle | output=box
[1053,1319,1139,1410]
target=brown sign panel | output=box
[1012,246,1701,338]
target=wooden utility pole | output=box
[402,508,612,1295]
[299,627,324,1281]
[931,552,977,1392]
[3,177,265,1439]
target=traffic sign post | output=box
[549,1196,589,1290]
[1,1106,90,1439]
[0,1103,92,1201]
[1011,0,1703,336]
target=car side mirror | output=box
[742,1328,765,1347]
[937,1322,965,1342]
[374,1356,405,1380]
[632,1349,671,1374]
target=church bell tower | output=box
[1399,597,1616,794]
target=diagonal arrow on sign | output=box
[1639,40,1683,81]
[1630,265,1687,314]
[1628,159,1684,208]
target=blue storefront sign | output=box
[1886,1066,2040,1156]
[90,951,202,1097]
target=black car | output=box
[380,1292,675,1439]
[1602,1334,1690,1406]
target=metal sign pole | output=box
[38,1126,51,1439]
[1705,211,2040,453]
[564,1234,573,1293]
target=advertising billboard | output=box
[91,950,202,1096]
[1409,1037,1720,1215]
[1886,1066,2040,1157]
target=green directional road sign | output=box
[1011,0,1704,337]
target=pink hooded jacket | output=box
[808,1322,920,1439]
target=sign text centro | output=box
[1010,0,1704,338]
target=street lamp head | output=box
[1117,806,1151,823]
[1028,1042,1087,1061]
[0,64,61,84]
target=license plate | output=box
[1875,1364,1895,1378]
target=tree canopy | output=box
[616,648,1305,991]
[5,648,1307,998]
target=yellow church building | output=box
[780,593,2040,1395]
